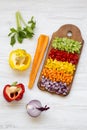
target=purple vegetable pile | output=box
[40,76,69,96]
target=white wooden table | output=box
[0,0,87,130]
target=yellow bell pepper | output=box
[9,49,31,71]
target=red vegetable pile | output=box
[48,48,79,65]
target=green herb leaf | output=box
[18,30,26,38]
[23,26,34,38]
[16,34,23,43]
[10,34,16,46]
[10,28,17,33]
[28,16,36,30]
[8,32,13,36]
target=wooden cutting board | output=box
[37,24,84,96]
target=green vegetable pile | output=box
[8,11,36,46]
[52,37,82,53]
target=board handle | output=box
[51,24,84,44]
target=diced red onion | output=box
[40,76,69,96]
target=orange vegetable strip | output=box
[41,67,73,85]
[28,34,49,89]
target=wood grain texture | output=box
[0,0,87,130]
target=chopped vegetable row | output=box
[40,76,69,96]
[45,58,75,74]
[42,67,73,85]
[48,48,79,65]
[52,37,81,53]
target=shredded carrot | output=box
[28,34,49,89]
